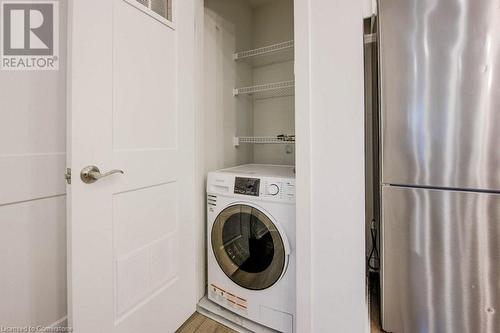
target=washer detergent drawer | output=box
[260,305,293,333]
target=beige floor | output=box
[176,313,236,333]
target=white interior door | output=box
[67,0,196,332]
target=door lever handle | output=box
[80,165,124,184]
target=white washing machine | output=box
[207,164,296,333]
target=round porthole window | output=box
[211,204,287,290]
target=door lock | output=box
[80,165,124,184]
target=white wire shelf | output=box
[234,40,294,66]
[234,135,296,146]
[233,80,295,99]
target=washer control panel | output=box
[266,183,280,196]
[209,171,295,203]
[261,179,295,202]
[234,177,260,196]
[232,177,295,202]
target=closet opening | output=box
[194,0,296,331]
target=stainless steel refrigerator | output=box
[378,0,500,332]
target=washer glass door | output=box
[211,204,287,290]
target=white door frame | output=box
[294,0,368,332]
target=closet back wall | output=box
[0,0,67,328]
[252,0,295,165]
[204,0,254,169]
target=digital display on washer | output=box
[234,177,260,196]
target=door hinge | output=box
[65,168,72,185]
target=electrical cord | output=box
[367,219,380,271]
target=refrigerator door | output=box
[379,0,500,191]
[382,186,500,333]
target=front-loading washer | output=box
[207,164,296,333]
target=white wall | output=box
[295,0,367,332]
[203,0,254,169]
[0,0,67,328]
[252,0,295,165]
[195,0,254,300]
